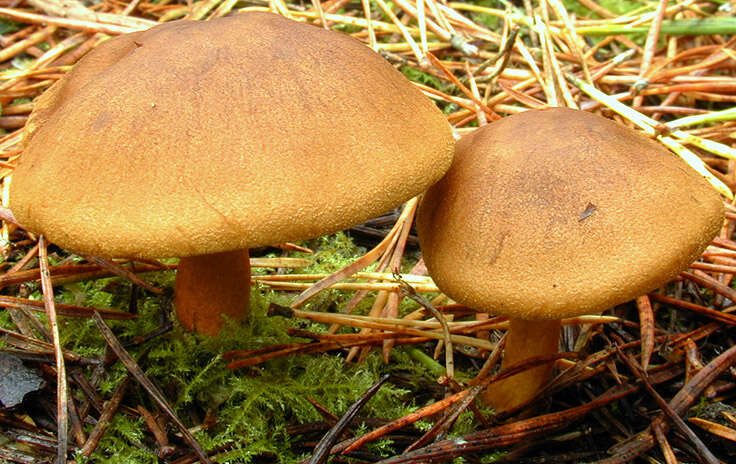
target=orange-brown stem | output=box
[174,249,251,335]
[481,318,561,413]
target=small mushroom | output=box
[10,12,455,335]
[416,108,724,412]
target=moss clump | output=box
[400,66,442,90]
[0,234,474,463]
[70,287,427,463]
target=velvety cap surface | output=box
[11,12,454,259]
[417,108,724,320]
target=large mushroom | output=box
[416,107,724,412]
[10,12,454,335]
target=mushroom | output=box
[10,12,455,335]
[416,107,724,412]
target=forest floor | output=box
[0,0,735,463]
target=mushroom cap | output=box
[11,12,454,259]
[416,108,724,320]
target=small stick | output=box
[667,107,736,130]
[5,242,40,275]
[690,261,736,274]
[0,446,52,464]
[262,279,439,293]
[38,236,68,464]
[536,14,560,107]
[80,377,130,456]
[682,270,736,308]
[286,306,496,351]
[688,417,736,443]
[306,398,340,424]
[669,343,736,415]
[0,25,56,63]
[0,327,84,362]
[309,375,390,464]
[137,406,175,459]
[683,339,704,385]
[92,311,213,464]
[309,0,327,29]
[405,385,485,451]
[253,271,434,283]
[344,352,576,456]
[80,253,163,294]
[0,294,136,320]
[615,346,720,464]
[359,0,376,50]
[472,27,519,84]
[340,388,471,454]
[67,395,86,447]
[225,338,384,369]
[71,370,104,416]
[465,61,486,126]
[0,205,18,226]
[0,7,142,34]
[631,0,668,107]
[395,273,454,380]
[291,198,413,308]
[372,0,423,62]
[471,332,506,383]
[416,0,427,57]
[635,295,655,371]
[337,210,406,340]
[427,52,501,120]
[7,304,52,341]
[379,199,418,361]
[547,0,591,84]
[249,257,311,268]
[373,380,639,463]
[648,293,736,325]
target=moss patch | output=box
[2,234,471,463]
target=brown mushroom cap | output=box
[11,12,454,259]
[417,108,724,320]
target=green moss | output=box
[0,17,19,35]
[400,66,442,90]
[76,414,158,464]
[0,234,477,462]
[463,0,503,30]
[302,232,365,274]
[563,0,642,18]
[0,234,485,462]
[480,451,510,463]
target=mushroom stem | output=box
[174,249,251,335]
[481,318,561,413]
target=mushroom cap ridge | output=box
[11,12,454,259]
[417,108,724,320]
